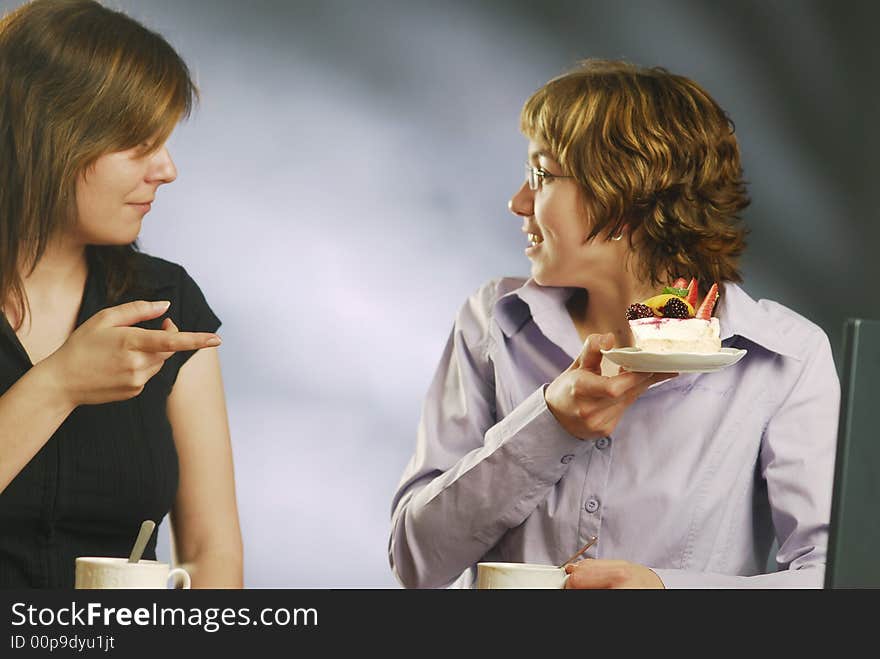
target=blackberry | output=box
[660,297,691,319]
[625,303,654,320]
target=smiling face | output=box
[509,140,628,289]
[72,141,178,246]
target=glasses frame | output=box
[525,163,575,191]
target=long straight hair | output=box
[0,0,197,328]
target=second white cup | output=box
[476,562,568,589]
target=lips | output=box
[127,200,153,213]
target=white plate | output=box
[600,347,747,373]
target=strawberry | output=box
[671,277,687,289]
[695,283,719,320]
[686,278,698,308]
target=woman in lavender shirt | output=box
[390,60,839,588]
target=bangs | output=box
[520,81,564,157]
[61,5,198,156]
[97,36,197,153]
[127,71,196,155]
[519,75,601,170]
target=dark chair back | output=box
[826,318,880,588]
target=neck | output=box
[23,233,88,290]
[566,273,657,348]
[2,232,88,330]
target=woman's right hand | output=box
[544,333,675,440]
[41,300,221,407]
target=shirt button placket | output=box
[580,435,611,546]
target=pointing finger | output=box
[156,318,180,361]
[126,327,221,354]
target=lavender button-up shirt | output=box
[390,278,840,588]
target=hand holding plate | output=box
[545,333,675,440]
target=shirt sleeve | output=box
[653,328,839,589]
[388,285,588,589]
[164,265,222,385]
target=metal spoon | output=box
[128,520,156,563]
[558,536,598,568]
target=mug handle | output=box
[168,567,191,590]
[561,571,571,589]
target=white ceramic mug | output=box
[476,562,569,589]
[75,557,191,589]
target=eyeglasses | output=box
[525,163,574,191]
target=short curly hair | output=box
[521,59,749,293]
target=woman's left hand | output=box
[564,559,665,589]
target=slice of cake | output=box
[625,279,721,354]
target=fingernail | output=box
[206,337,221,346]
[153,300,171,311]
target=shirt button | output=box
[560,454,575,464]
[584,498,600,514]
[596,437,611,450]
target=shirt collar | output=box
[496,277,574,324]
[495,278,800,360]
[715,282,800,359]
[494,279,582,358]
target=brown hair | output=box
[521,59,749,292]
[0,0,197,328]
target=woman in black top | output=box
[0,0,243,587]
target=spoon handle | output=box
[128,520,157,563]
[559,535,598,568]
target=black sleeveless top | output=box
[0,252,220,588]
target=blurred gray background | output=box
[4,0,875,587]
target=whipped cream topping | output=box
[629,317,721,354]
